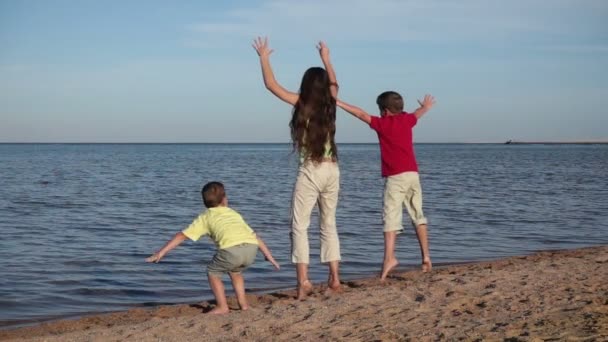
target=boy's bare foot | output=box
[208,306,230,315]
[297,280,313,300]
[237,299,249,311]
[380,258,399,282]
[422,258,432,273]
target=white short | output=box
[383,171,428,232]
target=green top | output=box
[298,119,333,163]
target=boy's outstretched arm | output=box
[317,41,338,99]
[252,36,299,106]
[413,94,436,119]
[146,232,187,263]
[337,99,372,124]
[255,234,280,270]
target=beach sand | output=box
[2,246,607,341]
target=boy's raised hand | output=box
[417,94,436,109]
[317,41,330,61]
[413,94,436,119]
[252,36,274,58]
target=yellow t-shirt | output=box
[182,207,259,249]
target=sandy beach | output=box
[2,246,607,341]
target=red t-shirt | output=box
[369,112,418,177]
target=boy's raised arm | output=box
[253,36,299,106]
[413,94,436,119]
[146,232,188,263]
[255,234,280,270]
[317,41,338,99]
[337,99,372,125]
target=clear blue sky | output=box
[1,0,607,143]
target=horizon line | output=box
[1,141,608,145]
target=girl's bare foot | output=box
[297,280,313,300]
[325,275,342,295]
[422,258,432,273]
[380,258,399,282]
[328,273,341,289]
[208,306,230,315]
[324,285,343,296]
[239,305,249,311]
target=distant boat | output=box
[502,140,608,145]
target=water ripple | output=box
[0,143,607,327]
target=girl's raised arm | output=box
[253,37,299,106]
[317,41,338,99]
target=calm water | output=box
[1,143,607,327]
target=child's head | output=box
[201,181,227,208]
[298,67,331,99]
[376,91,404,116]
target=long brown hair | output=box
[289,67,337,162]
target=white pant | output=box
[290,161,341,264]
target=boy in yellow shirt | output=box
[146,181,280,314]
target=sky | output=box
[1,0,607,143]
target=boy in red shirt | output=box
[337,91,435,281]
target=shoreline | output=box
[0,254,563,331]
[2,246,607,341]
[0,259,487,330]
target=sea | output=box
[1,143,607,328]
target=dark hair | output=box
[201,181,225,208]
[289,67,338,162]
[376,91,404,113]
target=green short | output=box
[207,243,258,277]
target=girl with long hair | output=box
[253,37,341,300]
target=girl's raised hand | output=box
[317,41,330,61]
[253,36,274,58]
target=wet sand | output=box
[2,246,607,341]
